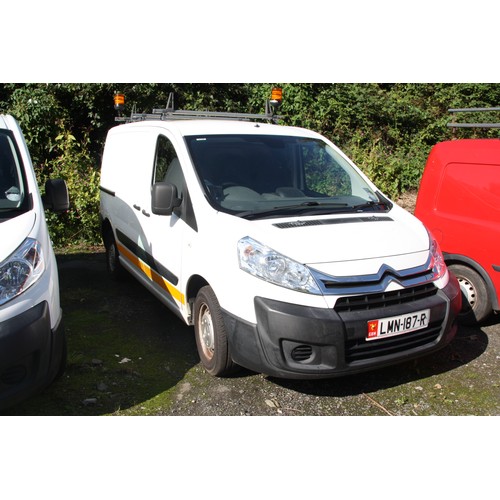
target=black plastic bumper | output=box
[225,276,461,379]
[0,301,65,411]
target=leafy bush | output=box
[343,132,431,199]
[6,85,66,167]
[2,82,500,246]
[39,132,101,247]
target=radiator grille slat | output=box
[334,283,438,312]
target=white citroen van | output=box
[0,114,69,410]
[99,92,461,379]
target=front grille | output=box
[345,322,442,363]
[334,283,438,312]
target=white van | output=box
[0,114,69,410]
[99,92,461,379]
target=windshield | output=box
[0,130,29,219]
[186,134,390,219]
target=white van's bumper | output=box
[223,276,461,379]
[0,302,66,411]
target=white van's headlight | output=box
[238,236,321,294]
[0,238,45,306]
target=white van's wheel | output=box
[448,264,492,325]
[194,286,236,376]
[105,235,125,280]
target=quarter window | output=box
[153,134,185,196]
[0,130,28,215]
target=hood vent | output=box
[274,216,393,229]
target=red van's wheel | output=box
[194,286,237,376]
[448,264,492,325]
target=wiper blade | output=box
[352,201,389,212]
[0,206,23,212]
[238,202,349,220]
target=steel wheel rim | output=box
[457,276,476,310]
[198,304,215,360]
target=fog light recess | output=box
[291,345,313,362]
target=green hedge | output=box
[1,83,499,246]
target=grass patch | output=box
[2,250,198,416]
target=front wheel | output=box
[448,264,492,325]
[194,286,237,376]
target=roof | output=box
[112,117,322,140]
[431,138,500,164]
[0,114,12,130]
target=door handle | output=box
[142,209,150,217]
[133,204,141,211]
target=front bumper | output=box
[0,301,66,411]
[224,276,461,379]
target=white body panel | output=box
[0,115,61,330]
[100,118,443,326]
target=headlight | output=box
[0,238,45,306]
[428,232,447,280]
[237,236,321,294]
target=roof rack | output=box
[447,107,500,129]
[115,92,283,125]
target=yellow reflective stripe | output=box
[117,243,185,305]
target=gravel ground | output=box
[162,320,499,417]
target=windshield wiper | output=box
[0,206,23,212]
[238,202,349,220]
[352,200,389,212]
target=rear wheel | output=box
[104,231,125,280]
[194,286,237,376]
[448,264,492,325]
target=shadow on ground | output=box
[270,323,491,397]
[2,251,199,416]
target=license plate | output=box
[366,309,430,341]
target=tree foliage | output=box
[1,83,499,246]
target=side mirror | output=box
[152,182,181,216]
[43,179,70,212]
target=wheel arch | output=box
[101,217,114,248]
[444,253,499,311]
[185,274,210,325]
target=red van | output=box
[415,138,500,324]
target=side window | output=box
[0,131,26,209]
[153,134,184,196]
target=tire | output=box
[194,286,237,376]
[105,233,125,280]
[448,264,492,325]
